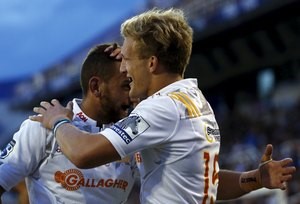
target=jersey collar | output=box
[72,98,98,127]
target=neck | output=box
[148,73,182,96]
[80,98,99,122]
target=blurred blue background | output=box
[0,0,144,92]
[0,0,145,147]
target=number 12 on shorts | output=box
[202,151,219,204]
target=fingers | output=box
[110,48,122,60]
[51,99,60,105]
[279,182,287,190]
[268,159,296,174]
[28,114,43,122]
[66,101,73,110]
[261,144,273,162]
[30,101,52,121]
[31,99,62,115]
[40,101,51,110]
[279,158,294,167]
[271,160,295,186]
[279,158,296,175]
[33,106,46,114]
[104,44,116,52]
[281,174,293,182]
[104,43,122,60]
[282,166,297,175]
[39,99,59,110]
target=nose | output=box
[120,60,127,73]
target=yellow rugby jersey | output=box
[102,78,221,204]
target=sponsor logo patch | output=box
[54,169,129,191]
[205,124,220,143]
[0,139,16,159]
[76,112,88,122]
[110,114,149,144]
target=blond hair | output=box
[121,8,193,76]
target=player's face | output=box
[100,61,131,122]
[121,37,151,99]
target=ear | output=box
[149,56,158,73]
[89,76,102,97]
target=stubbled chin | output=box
[120,110,128,118]
[129,88,138,99]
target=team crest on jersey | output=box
[110,113,149,144]
[0,139,16,159]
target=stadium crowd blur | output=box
[1,0,299,203]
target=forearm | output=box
[217,170,246,200]
[218,168,264,200]
[14,181,29,204]
[55,123,120,168]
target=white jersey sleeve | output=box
[101,96,178,157]
[0,119,47,191]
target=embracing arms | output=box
[29,99,120,169]
[30,99,296,200]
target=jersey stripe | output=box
[168,92,201,118]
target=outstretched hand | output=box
[259,144,296,190]
[29,99,73,130]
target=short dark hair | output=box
[80,43,120,96]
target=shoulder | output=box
[20,119,48,133]
[135,95,178,116]
[130,96,179,129]
[13,119,49,145]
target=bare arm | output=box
[0,183,29,204]
[217,170,247,200]
[29,99,121,169]
[217,144,296,200]
[55,124,120,168]
[14,181,29,204]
